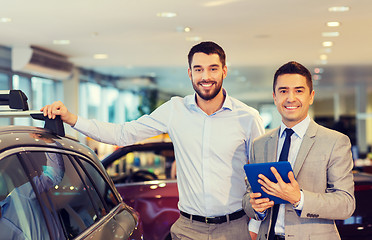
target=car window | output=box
[75,157,139,240]
[0,154,28,198]
[0,153,54,240]
[77,157,119,210]
[106,148,175,182]
[23,151,106,239]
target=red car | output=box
[114,180,178,240]
[102,141,372,240]
[102,142,178,240]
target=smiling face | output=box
[273,73,315,128]
[188,52,227,101]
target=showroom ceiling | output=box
[1,0,372,101]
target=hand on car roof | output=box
[41,101,78,126]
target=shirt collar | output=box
[221,89,233,111]
[280,115,311,139]
[185,88,232,111]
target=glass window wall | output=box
[31,77,63,127]
[79,82,142,123]
[79,82,102,120]
[0,72,10,126]
[13,75,32,126]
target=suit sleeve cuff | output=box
[248,219,261,233]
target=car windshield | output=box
[106,146,176,183]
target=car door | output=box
[71,154,139,239]
[0,147,138,240]
[25,150,138,240]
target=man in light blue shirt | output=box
[42,41,265,239]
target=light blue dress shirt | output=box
[74,90,264,217]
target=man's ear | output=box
[222,65,228,79]
[273,92,277,105]
[188,68,192,80]
[309,90,315,105]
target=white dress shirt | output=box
[274,115,310,235]
[73,89,264,217]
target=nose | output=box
[287,91,296,101]
[202,70,211,80]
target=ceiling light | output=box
[314,68,324,74]
[320,48,332,54]
[328,6,350,12]
[0,17,11,23]
[322,32,340,37]
[157,12,177,18]
[322,41,333,47]
[320,54,328,60]
[327,21,340,27]
[186,36,202,42]
[313,75,322,81]
[176,26,192,33]
[204,0,240,7]
[53,40,70,45]
[94,54,108,59]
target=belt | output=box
[274,235,285,240]
[180,209,245,224]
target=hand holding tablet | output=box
[244,162,294,204]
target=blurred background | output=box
[1,0,371,164]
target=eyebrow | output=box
[192,64,220,69]
[277,86,306,90]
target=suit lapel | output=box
[293,120,318,176]
[265,128,279,163]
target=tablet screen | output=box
[244,161,293,204]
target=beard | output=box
[192,76,223,101]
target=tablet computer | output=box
[244,161,294,204]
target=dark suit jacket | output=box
[243,120,355,240]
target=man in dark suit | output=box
[243,61,355,240]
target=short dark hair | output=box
[188,41,226,69]
[273,61,313,93]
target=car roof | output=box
[101,141,174,167]
[0,125,96,161]
[0,90,108,173]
